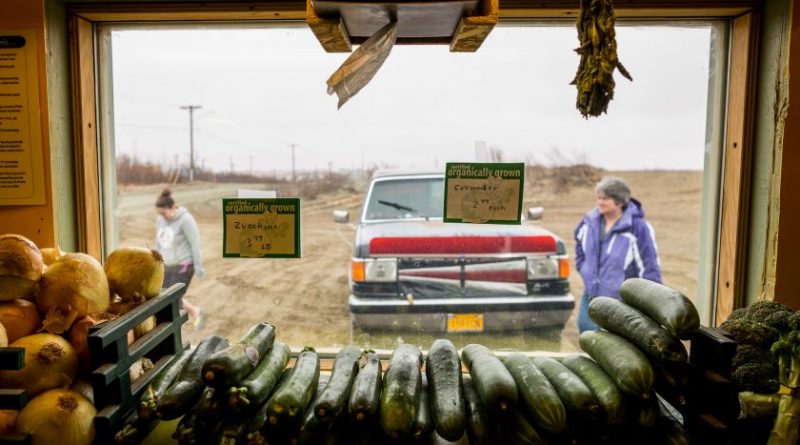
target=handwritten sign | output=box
[223,198,301,258]
[0,30,46,205]
[443,163,524,224]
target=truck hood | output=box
[355,220,565,257]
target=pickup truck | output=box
[334,170,574,333]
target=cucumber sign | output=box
[223,198,301,258]
[443,163,525,224]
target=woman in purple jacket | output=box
[574,177,662,333]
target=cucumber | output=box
[532,356,599,420]
[295,374,332,445]
[137,346,193,422]
[267,347,320,426]
[580,330,655,400]
[203,322,276,388]
[380,343,423,439]
[315,345,361,420]
[502,409,544,445]
[349,350,382,423]
[588,296,688,362]
[503,353,566,433]
[158,334,229,420]
[620,278,700,340]
[462,377,490,445]
[561,354,626,425]
[228,341,291,413]
[426,339,466,441]
[461,344,517,412]
[412,373,433,440]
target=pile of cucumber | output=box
[112,279,700,445]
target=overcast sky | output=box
[110,23,716,174]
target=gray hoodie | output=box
[155,207,205,277]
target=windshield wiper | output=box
[378,200,415,212]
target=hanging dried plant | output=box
[571,0,632,118]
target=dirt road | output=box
[118,170,702,352]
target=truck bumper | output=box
[349,294,575,332]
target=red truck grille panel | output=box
[370,236,556,255]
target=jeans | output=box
[164,263,194,309]
[577,290,600,333]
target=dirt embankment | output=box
[118,170,702,352]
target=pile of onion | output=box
[17,389,95,445]
[104,247,165,303]
[35,253,110,334]
[0,234,43,301]
[68,312,119,373]
[0,333,78,397]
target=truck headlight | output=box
[351,258,398,282]
[527,257,569,280]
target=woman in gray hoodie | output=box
[155,189,205,329]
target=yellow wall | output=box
[0,0,55,248]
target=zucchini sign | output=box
[443,163,525,224]
[223,198,301,258]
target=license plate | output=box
[447,313,484,332]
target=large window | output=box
[99,21,726,351]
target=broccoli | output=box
[720,317,780,348]
[747,300,793,323]
[731,362,780,394]
[727,307,749,322]
[762,310,797,334]
[733,344,775,369]
[768,330,800,444]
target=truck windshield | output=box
[365,177,445,220]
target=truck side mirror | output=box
[333,210,350,223]
[527,207,544,221]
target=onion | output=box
[68,312,118,373]
[36,253,110,334]
[17,389,95,445]
[40,246,64,266]
[0,410,18,435]
[0,333,78,397]
[0,299,42,342]
[0,234,44,301]
[133,315,157,340]
[104,247,164,303]
[0,323,6,347]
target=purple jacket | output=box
[574,198,662,298]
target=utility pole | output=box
[249,156,254,176]
[180,104,202,182]
[289,143,297,182]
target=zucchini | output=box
[324,414,352,445]
[462,377,489,445]
[173,400,219,445]
[243,368,292,445]
[502,409,544,445]
[429,430,469,445]
[137,346,193,422]
[212,417,247,445]
[159,333,229,420]
[532,356,599,420]
[633,392,659,428]
[579,330,655,400]
[197,386,230,421]
[412,373,433,440]
[294,374,332,445]
[114,411,156,445]
[503,353,566,433]
[203,322,276,388]
[315,345,361,420]
[561,354,626,425]
[620,278,700,340]
[349,350,382,423]
[267,347,320,427]
[461,344,517,412]
[657,416,693,445]
[588,296,688,363]
[229,341,291,413]
[380,343,423,439]
[426,339,466,441]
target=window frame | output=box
[67,0,761,327]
